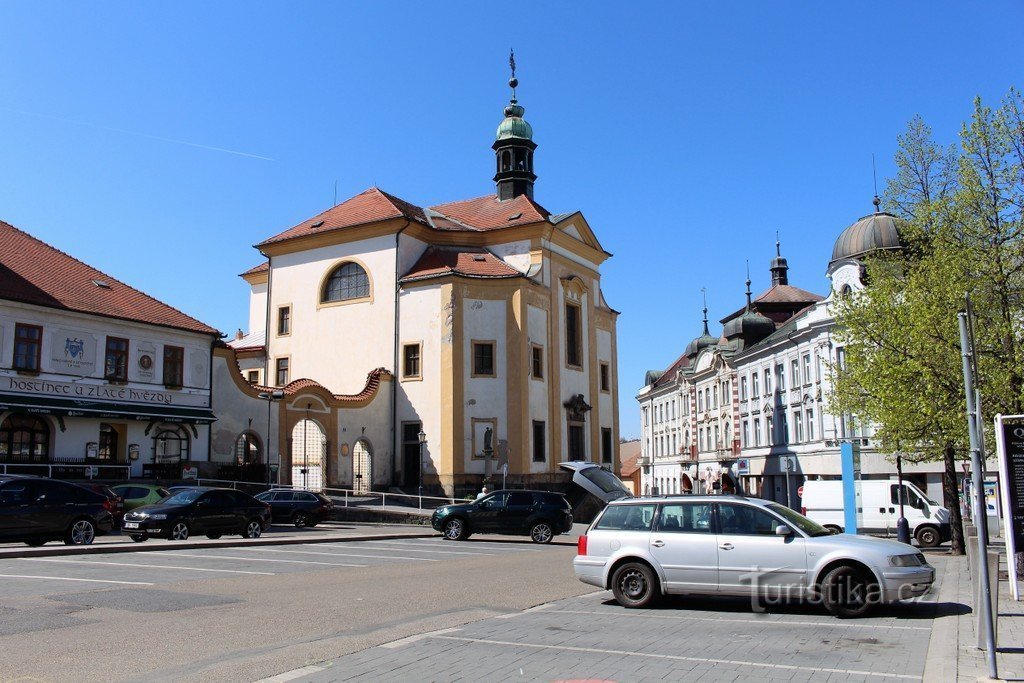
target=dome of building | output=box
[496,103,533,141]
[831,201,903,264]
[723,309,775,343]
[684,332,717,358]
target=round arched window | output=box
[0,413,50,462]
[235,432,262,465]
[322,262,370,303]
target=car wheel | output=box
[611,562,658,608]
[206,533,222,540]
[442,517,467,541]
[821,565,877,618]
[242,519,263,539]
[130,535,147,543]
[65,518,96,545]
[915,525,940,548]
[530,521,554,544]
[293,512,310,528]
[824,525,843,535]
[169,521,190,541]
[25,539,47,547]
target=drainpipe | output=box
[391,220,411,487]
[264,254,273,387]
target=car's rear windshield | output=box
[580,467,632,496]
[765,503,831,537]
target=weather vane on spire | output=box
[776,230,781,257]
[508,49,518,102]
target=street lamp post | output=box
[258,390,285,487]
[417,429,426,510]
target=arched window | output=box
[235,432,262,465]
[153,425,189,464]
[0,414,50,462]
[322,262,370,303]
[501,150,512,172]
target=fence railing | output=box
[194,478,458,511]
[0,462,132,480]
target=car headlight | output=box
[150,513,168,520]
[889,554,921,567]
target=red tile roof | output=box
[241,262,269,277]
[0,220,219,336]
[720,284,823,323]
[257,188,554,248]
[652,353,691,389]
[253,368,391,403]
[400,246,523,282]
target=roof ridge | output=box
[0,219,219,336]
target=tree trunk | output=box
[943,443,965,555]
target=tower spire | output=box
[770,231,789,286]
[493,50,537,200]
[872,153,881,212]
[701,287,709,336]
[745,260,753,310]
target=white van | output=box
[800,480,950,547]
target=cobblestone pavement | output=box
[282,563,949,683]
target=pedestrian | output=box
[476,485,490,499]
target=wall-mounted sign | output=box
[129,444,140,461]
[50,330,97,375]
[85,442,98,459]
[4,376,209,407]
[182,465,198,480]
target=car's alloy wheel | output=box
[170,522,190,541]
[243,520,263,539]
[66,519,96,545]
[530,522,553,544]
[611,562,658,608]
[443,518,466,541]
[293,512,309,528]
[821,565,876,618]
[915,525,940,548]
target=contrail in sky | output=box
[0,105,274,161]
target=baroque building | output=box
[219,68,620,496]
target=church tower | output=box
[493,51,537,200]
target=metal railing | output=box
[194,478,459,511]
[0,462,132,480]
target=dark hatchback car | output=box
[255,489,334,527]
[122,487,271,542]
[0,475,115,546]
[431,490,574,543]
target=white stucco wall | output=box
[210,352,280,466]
[248,281,267,335]
[396,285,443,479]
[490,239,532,274]
[527,304,549,472]
[462,298,507,473]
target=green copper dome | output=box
[496,102,533,141]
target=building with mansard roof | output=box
[219,68,620,496]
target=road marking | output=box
[161,552,367,568]
[496,603,553,619]
[430,635,919,680]
[406,539,543,551]
[545,609,932,631]
[0,573,154,586]
[254,664,328,682]
[20,557,275,575]
[381,627,463,649]
[343,543,495,556]
[235,547,438,562]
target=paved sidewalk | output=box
[925,551,1024,682]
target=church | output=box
[214,65,621,497]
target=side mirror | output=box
[775,524,793,536]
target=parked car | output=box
[111,483,171,511]
[79,483,125,526]
[431,490,574,543]
[0,475,115,546]
[121,486,271,542]
[574,494,935,618]
[255,489,334,527]
[558,461,634,504]
[800,480,950,547]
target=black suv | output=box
[122,486,271,541]
[431,490,574,543]
[0,475,115,546]
[255,489,334,527]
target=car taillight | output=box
[577,535,587,556]
[103,499,114,512]
[801,507,807,515]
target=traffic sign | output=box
[797,485,804,498]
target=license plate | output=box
[123,522,139,529]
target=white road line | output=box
[254,664,329,682]
[495,603,554,619]
[545,608,932,631]
[161,552,367,568]
[405,539,542,551]
[20,557,275,575]
[381,627,463,649]
[0,573,154,586]
[233,547,438,562]
[430,635,919,680]
[338,543,494,556]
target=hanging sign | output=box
[995,414,1024,600]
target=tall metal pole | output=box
[896,455,911,544]
[959,309,998,676]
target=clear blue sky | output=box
[1,2,1020,439]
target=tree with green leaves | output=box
[831,88,1024,556]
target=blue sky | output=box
[0,2,1020,438]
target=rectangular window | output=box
[600,362,610,392]
[722,381,729,404]
[803,353,812,384]
[568,423,586,461]
[741,420,749,448]
[751,373,759,399]
[805,408,815,441]
[246,370,260,383]
[712,386,718,409]
[642,407,648,427]
[764,368,772,394]
[779,411,789,445]
[13,323,43,372]
[565,302,582,367]
[104,337,129,381]
[657,503,714,534]
[754,417,762,447]
[776,363,786,391]
[697,391,704,412]
[815,353,822,383]
[595,503,657,531]
[472,341,495,377]
[740,376,748,401]
[698,427,705,451]
[714,424,720,450]
[162,345,184,387]
[275,357,289,386]
[793,410,803,443]
[402,343,421,379]
[531,345,544,379]
[601,428,613,463]
[277,306,291,336]
[532,421,546,463]
[836,346,846,370]
[792,359,800,388]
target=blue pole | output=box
[841,442,858,534]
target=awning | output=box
[0,392,216,424]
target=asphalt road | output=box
[0,533,590,683]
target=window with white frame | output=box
[791,358,800,387]
[741,419,749,448]
[752,373,759,398]
[754,417,762,447]
[793,410,803,443]
[805,408,815,441]
[803,353,812,384]
[740,376,748,401]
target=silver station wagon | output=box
[574,495,934,618]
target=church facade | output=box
[217,72,620,496]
